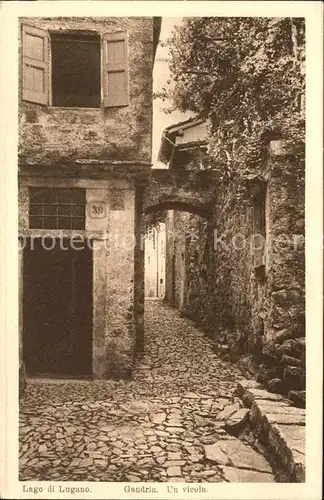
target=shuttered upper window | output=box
[21,24,129,108]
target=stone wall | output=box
[19,17,154,165]
[257,141,305,404]
[101,182,136,379]
[181,215,214,329]
[165,139,305,403]
[173,211,189,311]
[165,209,189,309]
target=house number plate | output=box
[88,201,106,218]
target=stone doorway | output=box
[23,238,93,378]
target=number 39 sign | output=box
[88,201,106,219]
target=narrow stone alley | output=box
[19,300,276,483]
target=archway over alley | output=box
[135,167,218,353]
[143,168,218,218]
[141,166,218,340]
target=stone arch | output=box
[142,169,218,219]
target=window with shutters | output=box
[21,24,129,108]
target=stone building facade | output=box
[19,16,161,388]
[160,118,305,405]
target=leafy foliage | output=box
[159,17,305,180]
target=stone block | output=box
[263,412,305,429]
[237,378,305,482]
[277,338,305,359]
[283,366,306,391]
[150,413,166,424]
[280,354,301,367]
[256,400,302,415]
[273,326,304,344]
[242,387,285,409]
[266,378,284,394]
[257,364,283,384]
[268,424,305,482]
[235,379,263,398]
[216,403,240,421]
[261,345,279,366]
[167,466,182,477]
[204,443,229,465]
[249,398,299,441]
[288,390,306,409]
[221,466,275,483]
[205,439,272,473]
[269,139,304,158]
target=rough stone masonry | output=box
[163,137,305,407]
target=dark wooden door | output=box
[23,238,93,377]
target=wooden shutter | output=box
[252,188,266,269]
[103,32,128,107]
[22,25,48,105]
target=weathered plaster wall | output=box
[18,17,154,165]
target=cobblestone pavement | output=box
[20,300,276,482]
